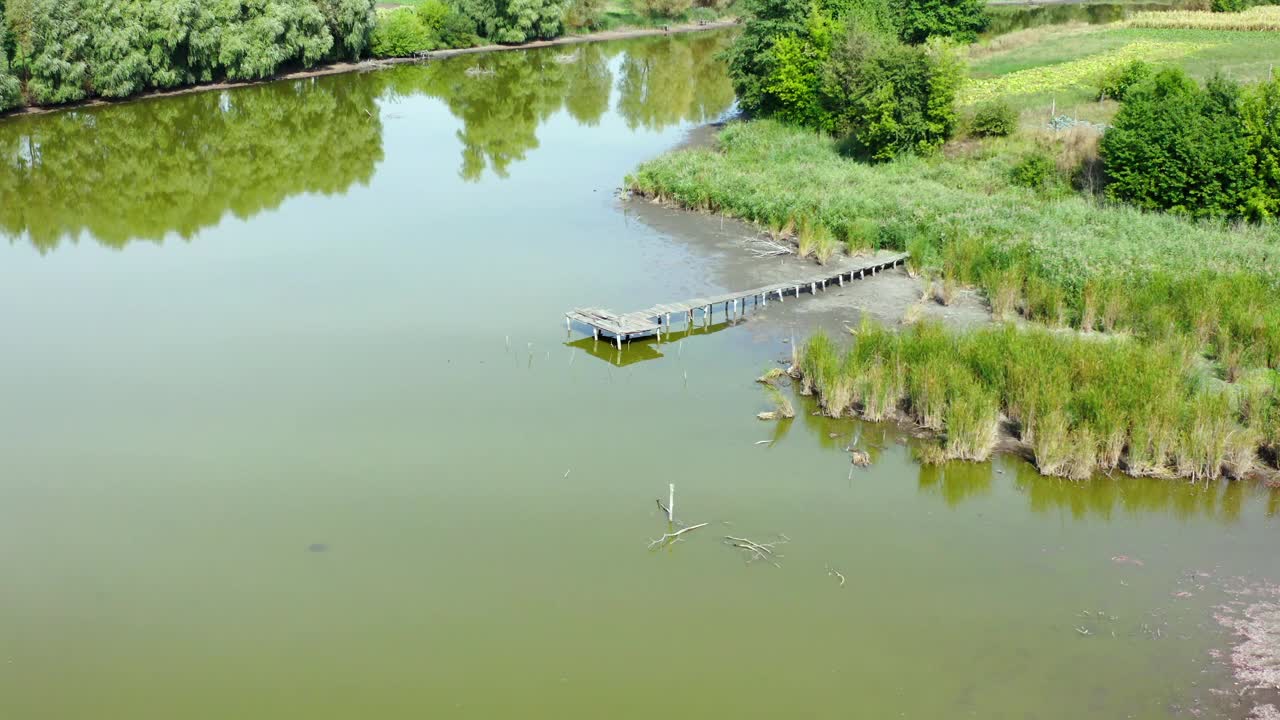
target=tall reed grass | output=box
[795,320,1277,481]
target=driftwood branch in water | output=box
[724,535,788,567]
[826,565,847,587]
[648,523,709,549]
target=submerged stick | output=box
[668,483,675,523]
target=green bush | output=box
[371,8,437,56]
[635,0,693,17]
[418,0,478,46]
[1100,69,1251,218]
[563,0,605,30]
[1211,0,1246,11]
[896,0,989,44]
[969,99,1016,137]
[1096,59,1152,101]
[828,33,963,161]
[1010,152,1055,189]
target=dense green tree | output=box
[825,33,962,160]
[3,0,35,69]
[724,0,899,116]
[452,0,565,43]
[1101,69,1250,218]
[895,0,988,45]
[316,0,377,59]
[26,0,92,104]
[0,0,381,108]
[0,44,19,110]
[1240,73,1280,221]
[724,0,817,114]
[214,0,333,80]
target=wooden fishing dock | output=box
[566,252,909,347]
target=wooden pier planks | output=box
[566,252,908,346]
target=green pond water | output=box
[1,30,1277,720]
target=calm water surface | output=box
[1,30,1277,720]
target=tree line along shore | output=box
[0,0,740,113]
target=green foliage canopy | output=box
[1100,68,1280,220]
[0,0,378,108]
[895,0,988,45]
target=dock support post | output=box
[593,327,599,341]
[616,334,622,350]
[839,275,843,287]
[566,317,570,331]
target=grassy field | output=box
[629,120,1280,288]
[964,25,1280,111]
[1125,5,1280,30]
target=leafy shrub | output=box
[418,0,478,46]
[635,0,693,17]
[1100,69,1251,218]
[563,0,606,30]
[372,8,437,56]
[896,0,990,44]
[1211,0,1245,11]
[689,6,720,22]
[828,33,963,161]
[1010,152,1055,189]
[969,99,1016,137]
[1096,59,1152,101]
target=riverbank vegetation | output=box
[630,0,1280,480]
[0,0,738,111]
[0,0,379,109]
[797,320,1279,480]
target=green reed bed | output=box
[628,120,1280,376]
[794,319,1279,481]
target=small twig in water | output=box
[754,440,772,445]
[826,565,847,587]
[648,523,709,549]
[563,469,571,478]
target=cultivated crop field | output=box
[965,26,1280,110]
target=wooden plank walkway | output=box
[566,252,909,348]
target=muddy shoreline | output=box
[0,20,738,120]
[623,125,1280,487]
